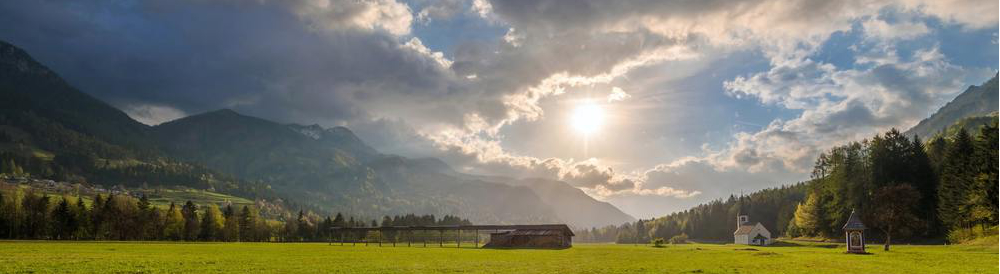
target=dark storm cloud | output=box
[0,0,456,126]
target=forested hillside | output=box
[0,41,282,202]
[0,40,633,229]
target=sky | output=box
[1,0,997,218]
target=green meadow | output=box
[1,240,995,273]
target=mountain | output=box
[453,173,636,228]
[0,40,288,206]
[151,109,620,225]
[905,74,999,139]
[0,39,634,227]
[507,178,636,228]
[0,41,152,150]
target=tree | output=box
[221,205,239,242]
[869,184,922,251]
[90,194,106,240]
[969,122,999,226]
[0,191,7,238]
[181,201,200,241]
[282,218,299,242]
[938,129,975,230]
[238,205,256,242]
[332,213,345,228]
[793,193,824,236]
[199,204,224,241]
[22,191,50,239]
[74,197,90,239]
[317,216,333,241]
[163,202,184,240]
[52,197,77,240]
[136,194,152,240]
[296,210,312,241]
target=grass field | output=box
[0,240,995,273]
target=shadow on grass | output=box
[769,241,839,248]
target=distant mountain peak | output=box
[162,108,273,128]
[0,40,53,77]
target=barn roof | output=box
[733,224,754,235]
[843,209,866,230]
[493,229,568,236]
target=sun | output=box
[571,101,605,135]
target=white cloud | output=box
[289,0,414,36]
[471,0,496,21]
[416,0,465,23]
[862,18,930,41]
[122,104,187,126]
[899,0,999,29]
[721,46,995,175]
[401,37,453,68]
[502,28,523,47]
[607,87,631,102]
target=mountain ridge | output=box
[0,40,634,228]
[904,74,998,139]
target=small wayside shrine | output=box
[843,209,867,254]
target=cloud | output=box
[416,0,465,23]
[1,0,995,217]
[471,0,496,21]
[289,0,414,36]
[899,0,999,29]
[123,104,187,126]
[721,45,995,175]
[862,18,930,41]
[401,37,453,68]
[607,87,630,102]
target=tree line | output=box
[576,123,998,245]
[792,125,997,246]
[575,183,807,243]
[0,188,471,242]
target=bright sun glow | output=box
[571,102,605,135]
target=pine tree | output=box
[333,213,345,228]
[74,197,90,239]
[221,205,239,242]
[938,129,976,230]
[90,195,106,240]
[908,136,940,236]
[969,122,998,226]
[52,198,75,240]
[136,194,152,240]
[0,191,6,238]
[238,205,255,242]
[296,210,312,241]
[181,201,200,241]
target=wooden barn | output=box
[483,225,574,249]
